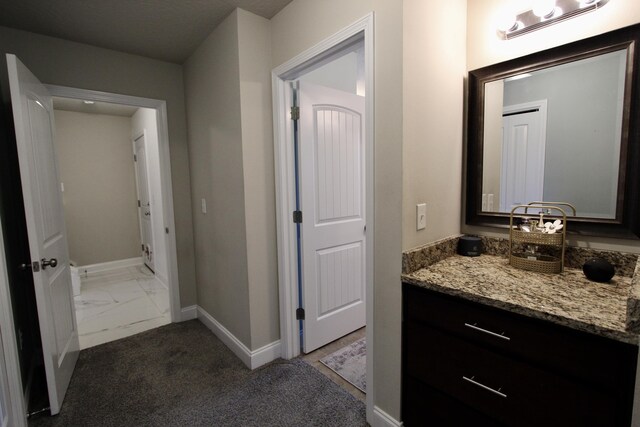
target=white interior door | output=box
[500,107,546,212]
[133,134,154,271]
[298,81,366,353]
[6,54,79,415]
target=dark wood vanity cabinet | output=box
[402,283,639,427]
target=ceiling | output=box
[53,97,139,117]
[0,0,293,63]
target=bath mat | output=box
[320,338,366,393]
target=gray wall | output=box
[237,9,279,349]
[184,9,279,351]
[0,25,197,307]
[504,50,625,218]
[54,110,139,266]
[300,50,361,94]
[184,10,252,346]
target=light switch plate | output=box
[416,203,426,230]
[201,198,207,214]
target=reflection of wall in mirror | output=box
[503,50,625,218]
[482,79,503,211]
[482,51,626,218]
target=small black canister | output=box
[457,235,483,257]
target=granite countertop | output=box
[402,254,640,345]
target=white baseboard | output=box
[155,272,169,290]
[197,306,280,369]
[251,340,282,369]
[180,305,198,321]
[77,257,143,274]
[372,406,403,427]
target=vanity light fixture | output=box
[498,0,609,40]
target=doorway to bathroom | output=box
[272,13,374,417]
[51,96,174,350]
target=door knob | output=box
[41,258,58,269]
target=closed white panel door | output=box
[134,135,154,271]
[6,54,79,415]
[299,82,366,353]
[500,110,545,211]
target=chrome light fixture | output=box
[498,0,610,40]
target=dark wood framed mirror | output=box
[466,24,640,239]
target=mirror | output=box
[466,24,640,238]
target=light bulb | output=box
[532,0,556,18]
[496,7,518,33]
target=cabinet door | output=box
[405,321,620,427]
[403,284,638,392]
[403,376,502,427]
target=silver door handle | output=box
[462,376,507,398]
[464,323,510,341]
[41,258,58,269]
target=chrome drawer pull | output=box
[462,376,507,398]
[464,323,511,341]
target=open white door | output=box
[0,328,14,427]
[500,103,547,212]
[298,81,366,353]
[133,133,155,271]
[7,54,79,415]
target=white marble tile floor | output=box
[74,265,171,349]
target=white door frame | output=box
[45,85,181,323]
[0,217,28,427]
[271,12,374,422]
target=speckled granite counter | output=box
[402,254,640,345]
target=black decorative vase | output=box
[583,258,615,283]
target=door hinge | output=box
[141,244,145,251]
[165,227,170,234]
[296,308,305,320]
[293,210,302,223]
[290,106,300,121]
[134,154,137,162]
[137,200,141,207]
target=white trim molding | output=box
[197,306,280,370]
[0,216,28,426]
[180,305,198,321]
[373,406,403,427]
[45,85,182,324]
[77,257,143,274]
[271,11,375,424]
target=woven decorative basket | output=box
[510,253,562,274]
[511,228,564,245]
[509,203,569,274]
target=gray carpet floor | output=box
[29,320,366,426]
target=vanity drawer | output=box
[403,284,637,391]
[402,376,502,427]
[405,321,619,427]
